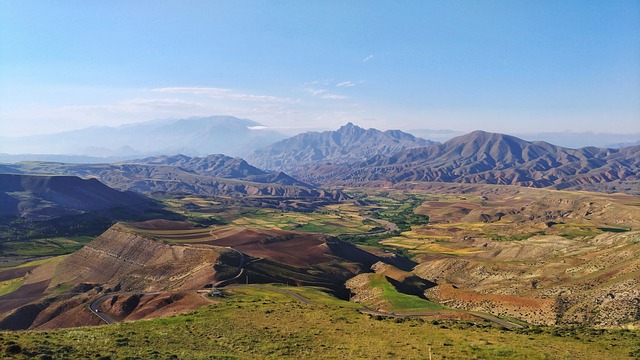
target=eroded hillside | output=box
[0,223,223,330]
[359,184,640,327]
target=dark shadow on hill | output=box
[387,276,437,299]
[0,204,185,244]
[214,236,423,300]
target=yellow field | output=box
[230,207,374,234]
[380,235,478,255]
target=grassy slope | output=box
[231,207,373,235]
[1,286,638,359]
[368,274,443,311]
[0,278,23,297]
[1,236,94,257]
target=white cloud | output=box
[336,81,356,87]
[303,88,327,96]
[321,94,349,100]
[58,98,204,114]
[0,84,364,137]
[363,54,374,62]
[304,79,334,86]
[119,98,201,108]
[303,87,348,100]
[152,87,296,103]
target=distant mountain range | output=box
[247,122,436,172]
[0,154,345,201]
[408,129,640,149]
[2,115,638,164]
[129,154,309,187]
[294,130,640,195]
[1,116,639,196]
[0,116,285,160]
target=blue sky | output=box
[1,1,639,136]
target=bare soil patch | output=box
[131,219,195,230]
[99,291,215,322]
[0,266,36,282]
[0,280,50,313]
[204,227,330,267]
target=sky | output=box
[1,1,639,137]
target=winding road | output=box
[88,284,311,325]
[89,294,118,325]
[89,244,248,325]
[213,247,246,287]
[358,308,523,329]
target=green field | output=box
[0,277,23,297]
[231,207,375,235]
[1,285,637,359]
[0,236,94,257]
[368,274,444,311]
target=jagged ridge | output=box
[247,122,436,172]
[299,130,640,194]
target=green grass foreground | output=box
[1,286,638,359]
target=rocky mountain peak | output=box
[248,124,436,172]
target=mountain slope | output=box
[130,154,308,186]
[0,174,150,220]
[0,116,286,159]
[247,123,436,172]
[1,158,344,201]
[299,130,640,194]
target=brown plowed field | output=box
[0,266,36,281]
[126,222,343,273]
[203,227,331,267]
[131,219,196,230]
[0,280,50,314]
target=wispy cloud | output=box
[336,81,356,87]
[303,88,327,96]
[304,79,334,86]
[119,98,200,108]
[321,94,348,100]
[363,54,374,62]
[58,98,203,113]
[153,87,296,103]
[303,87,348,100]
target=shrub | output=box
[5,343,22,355]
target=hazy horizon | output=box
[1,1,639,137]
[1,115,638,159]
[2,115,640,140]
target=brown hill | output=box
[51,224,220,292]
[136,223,384,298]
[0,223,221,330]
[0,173,150,220]
[416,231,640,327]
